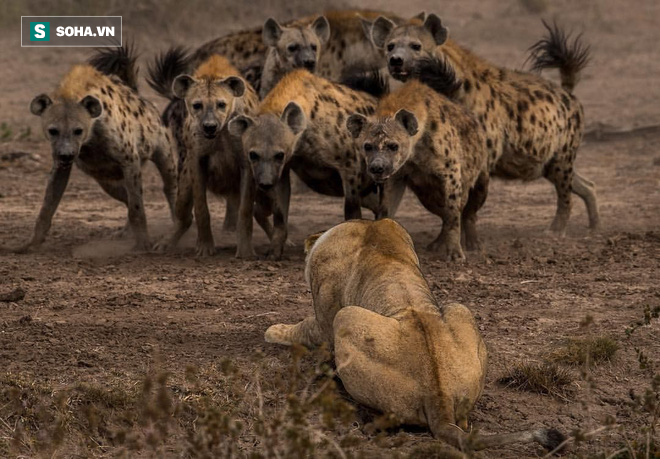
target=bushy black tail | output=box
[527,20,590,93]
[147,46,190,100]
[412,57,463,99]
[340,67,390,98]
[89,41,139,92]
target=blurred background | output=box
[1,0,659,139]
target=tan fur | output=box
[265,219,487,445]
[265,219,565,453]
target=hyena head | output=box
[263,16,330,73]
[172,74,245,139]
[369,13,449,82]
[228,102,306,190]
[346,109,419,183]
[30,94,102,165]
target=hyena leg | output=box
[341,171,363,220]
[428,173,464,261]
[544,159,573,235]
[223,193,240,232]
[15,163,72,252]
[97,179,131,238]
[572,170,600,230]
[266,168,291,260]
[121,159,150,251]
[154,160,193,251]
[254,194,274,239]
[383,176,407,218]
[462,172,490,251]
[191,157,215,257]
[236,166,256,259]
[151,145,178,221]
[265,316,324,348]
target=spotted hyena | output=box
[17,45,176,253]
[149,53,276,257]
[346,62,490,260]
[228,70,406,260]
[368,14,599,234]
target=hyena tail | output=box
[527,20,591,93]
[146,46,190,100]
[89,40,139,92]
[340,67,390,98]
[412,57,463,99]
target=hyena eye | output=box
[73,128,84,136]
[217,101,227,110]
[249,151,260,162]
[310,44,318,52]
[410,43,422,51]
[387,143,399,152]
[48,128,59,137]
[364,143,374,152]
[192,102,203,110]
[287,44,300,53]
[386,43,395,52]
[274,152,285,161]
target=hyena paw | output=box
[195,242,216,257]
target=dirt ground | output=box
[0,0,659,457]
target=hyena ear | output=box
[220,76,245,97]
[263,18,283,47]
[412,12,426,22]
[80,95,103,118]
[304,231,325,254]
[29,93,53,116]
[281,102,307,135]
[172,74,195,99]
[228,115,254,137]
[346,113,367,138]
[311,16,330,44]
[423,14,449,45]
[371,16,396,49]
[360,18,373,40]
[394,109,419,136]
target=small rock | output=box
[0,287,26,302]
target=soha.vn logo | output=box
[30,22,50,41]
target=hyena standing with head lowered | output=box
[228,70,405,260]
[347,65,490,260]
[17,46,177,252]
[369,15,599,234]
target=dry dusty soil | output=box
[0,0,658,457]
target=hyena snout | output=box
[54,139,77,162]
[367,158,393,182]
[202,121,219,138]
[389,55,404,68]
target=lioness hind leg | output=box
[265,316,324,348]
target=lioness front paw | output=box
[264,324,294,345]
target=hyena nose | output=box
[369,163,386,175]
[389,56,404,67]
[259,183,274,191]
[303,59,316,71]
[203,122,218,134]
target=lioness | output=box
[265,218,565,453]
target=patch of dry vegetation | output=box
[547,335,619,366]
[498,362,574,398]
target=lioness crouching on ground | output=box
[265,218,565,453]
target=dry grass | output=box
[498,362,574,398]
[547,335,619,367]
[0,347,365,458]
